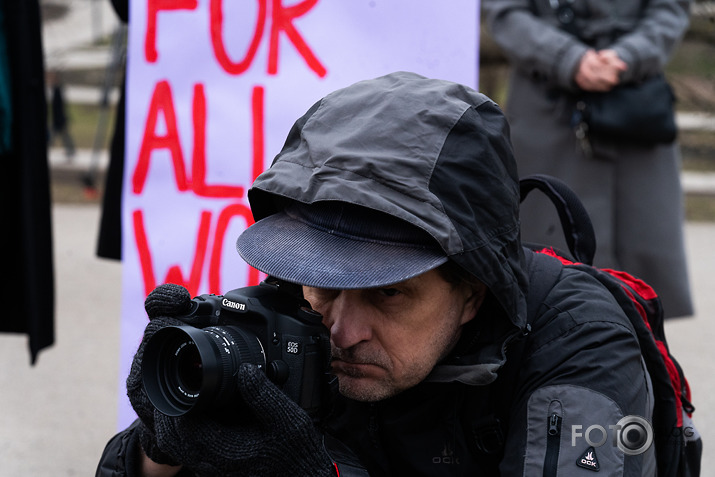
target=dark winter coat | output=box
[1,0,54,362]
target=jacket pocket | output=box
[522,384,634,476]
[543,400,563,477]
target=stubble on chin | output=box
[330,347,395,401]
[335,374,394,402]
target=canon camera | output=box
[141,279,330,417]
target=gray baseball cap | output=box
[237,201,448,289]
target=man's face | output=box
[303,269,483,402]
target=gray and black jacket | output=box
[97,72,653,475]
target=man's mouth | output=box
[331,359,374,377]
[330,354,387,376]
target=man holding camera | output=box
[97,72,652,476]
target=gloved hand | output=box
[153,363,336,476]
[126,283,336,476]
[126,283,192,466]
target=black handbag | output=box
[573,74,678,145]
[539,0,679,146]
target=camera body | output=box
[141,280,330,417]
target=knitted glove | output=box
[153,363,336,477]
[126,283,192,466]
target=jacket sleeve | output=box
[95,420,194,477]
[95,420,143,477]
[612,0,692,81]
[483,0,692,88]
[498,266,655,476]
[482,0,588,90]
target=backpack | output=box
[517,174,702,476]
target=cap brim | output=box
[236,211,448,289]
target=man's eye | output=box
[379,288,400,297]
[304,287,339,303]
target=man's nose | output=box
[325,291,372,350]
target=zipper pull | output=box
[544,411,563,476]
[548,413,561,436]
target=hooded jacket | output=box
[96,72,653,476]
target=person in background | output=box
[482,0,694,318]
[47,69,76,161]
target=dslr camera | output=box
[141,279,331,417]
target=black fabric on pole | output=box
[1,0,55,363]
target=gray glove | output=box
[126,283,336,476]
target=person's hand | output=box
[126,283,193,468]
[153,363,336,476]
[574,48,627,92]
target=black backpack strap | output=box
[520,174,596,265]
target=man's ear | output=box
[460,283,487,325]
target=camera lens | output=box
[174,341,202,394]
[142,325,266,416]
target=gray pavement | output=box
[1,203,714,476]
[0,204,122,476]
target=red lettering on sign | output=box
[133,210,156,296]
[144,0,327,76]
[145,0,199,63]
[163,210,212,296]
[268,0,326,77]
[133,80,189,195]
[133,209,212,297]
[191,83,245,198]
[210,0,267,75]
[208,203,259,293]
[251,85,266,182]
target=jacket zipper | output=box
[543,401,563,477]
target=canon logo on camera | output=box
[222,298,246,311]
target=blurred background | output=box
[0,0,713,475]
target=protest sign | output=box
[119,0,479,427]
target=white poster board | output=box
[119,0,479,428]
